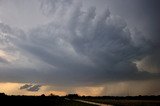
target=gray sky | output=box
[0,0,160,96]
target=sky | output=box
[0,0,160,96]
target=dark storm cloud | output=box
[125,0,160,73]
[138,0,160,72]
[0,0,159,87]
[124,0,160,46]
[100,0,160,73]
[100,0,160,45]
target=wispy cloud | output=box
[20,84,42,92]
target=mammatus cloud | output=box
[0,0,159,95]
[20,84,42,92]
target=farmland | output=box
[79,96,160,106]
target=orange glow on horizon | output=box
[74,87,104,96]
[0,82,67,96]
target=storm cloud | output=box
[105,0,160,74]
[0,0,160,95]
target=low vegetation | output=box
[80,96,160,106]
[0,93,160,106]
[0,93,97,106]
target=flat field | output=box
[80,97,160,106]
[0,96,97,106]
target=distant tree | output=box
[66,94,79,99]
[41,94,45,97]
[49,93,54,96]
[0,93,6,96]
[49,93,59,98]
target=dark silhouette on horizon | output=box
[0,92,160,106]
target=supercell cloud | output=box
[0,0,159,95]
